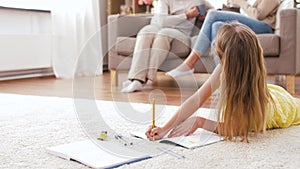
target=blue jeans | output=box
[193,10,273,56]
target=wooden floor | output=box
[0,71,299,107]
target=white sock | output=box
[121,80,143,93]
[145,80,153,86]
[166,67,194,78]
[122,80,132,88]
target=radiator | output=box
[0,6,53,80]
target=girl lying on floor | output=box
[146,22,300,142]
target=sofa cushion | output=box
[116,37,190,58]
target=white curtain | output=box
[51,0,103,78]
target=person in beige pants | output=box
[122,0,213,92]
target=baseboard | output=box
[0,68,54,81]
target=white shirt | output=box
[151,0,214,36]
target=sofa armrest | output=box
[279,8,300,74]
[107,14,152,52]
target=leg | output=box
[286,75,295,95]
[147,28,190,81]
[211,21,225,65]
[194,10,273,54]
[180,21,225,70]
[168,10,274,77]
[122,24,160,92]
[110,69,118,86]
[166,51,199,78]
[127,24,160,83]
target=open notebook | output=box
[131,128,223,149]
[46,140,151,169]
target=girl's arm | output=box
[167,116,218,137]
[146,64,222,140]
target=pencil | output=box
[152,98,155,141]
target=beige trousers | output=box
[128,24,190,83]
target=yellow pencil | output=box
[152,98,155,141]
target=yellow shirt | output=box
[267,84,300,129]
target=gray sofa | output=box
[108,8,300,94]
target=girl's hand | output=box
[168,117,200,138]
[145,126,167,141]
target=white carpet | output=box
[1,93,300,169]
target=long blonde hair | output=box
[215,22,271,142]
